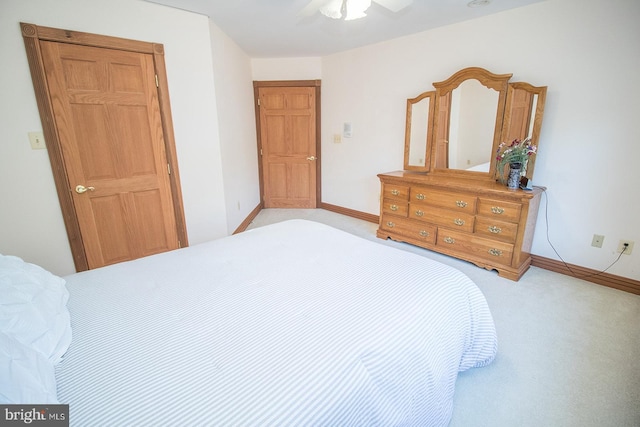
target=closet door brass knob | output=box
[75,185,95,194]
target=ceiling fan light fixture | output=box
[320,0,372,21]
[319,0,344,19]
[345,0,372,20]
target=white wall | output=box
[320,0,640,279]
[0,0,230,275]
[209,22,261,234]
[252,57,322,81]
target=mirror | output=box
[501,82,547,180]
[431,67,511,177]
[442,79,499,171]
[404,91,435,170]
[403,67,546,181]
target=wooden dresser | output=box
[377,171,543,280]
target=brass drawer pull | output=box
[491,206,505,215]
[390,204,398,211]
[488,225,502,234]
[419,230,430,237]
[416,193,425,200]
[391,189,400,196]
[488,248,503,256]
[415,210,424,217]
[454,218,465,226]
[456,200,467,208]
[386,221,395,228]
[443,237,455,244]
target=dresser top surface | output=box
[378,171,544,199]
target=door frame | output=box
[253,80,322,208]
[21,23,188,272]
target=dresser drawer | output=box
[475,217,518,243]
[380,216,436,244]
[477,198,522,223]
[383,183,410,201]
[382,198,408,217]
[409,206,475,233]
[437,229,514,265]
[411,187,477,213]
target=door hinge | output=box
[260,148,263,156]
[257,98,261,106]
[167,163,171,175]
[155,74,159,88]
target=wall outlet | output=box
[617,240,634,255]
[591,234,604,248]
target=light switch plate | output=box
[28,132,46,150]
[343,122,352,138]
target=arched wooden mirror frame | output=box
[403,67,547,182]
[431,67,511,179]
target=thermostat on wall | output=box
[343,122,352,138]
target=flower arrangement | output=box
[495,137,537,182]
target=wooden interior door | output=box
[258,85,318,208]
[503,88,533,141]
[38,40,180,268]
[434,92,451,169]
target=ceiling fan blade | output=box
[298,0,333,17]
[373,0,413,12]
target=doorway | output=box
[21,23,187,271]
[254,80,321,208]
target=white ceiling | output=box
[145,0,545,58]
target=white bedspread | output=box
[56,220,496,426]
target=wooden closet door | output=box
[503,88,533,141]
[40,41,180,268]
[259,86,317,208]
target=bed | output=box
[1,219,497,426]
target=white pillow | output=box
[0,254,72,363]
[0,332,59,404]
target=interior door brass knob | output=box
[75,185,95,194]
[306,156,317,161]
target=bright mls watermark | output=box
[1,405,68,426]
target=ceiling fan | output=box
[300,0,413,21]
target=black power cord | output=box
[538,187,627,279]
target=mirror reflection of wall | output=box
[408,97,430,167]
[448,79,498,171]
[527,95,538,139]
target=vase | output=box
[507,162,522,189]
